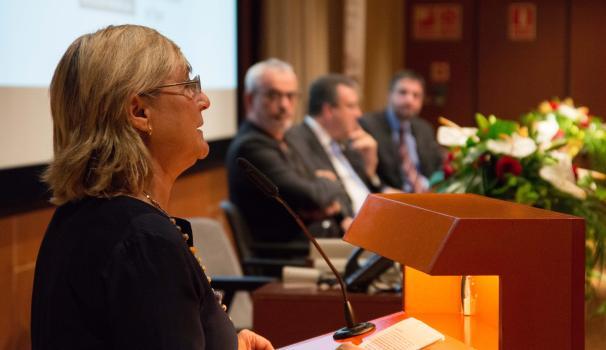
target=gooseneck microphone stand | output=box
[237,157,375,340]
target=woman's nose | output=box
[198,91,211,110]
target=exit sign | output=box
[508,3,537,41]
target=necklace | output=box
[143,191,170,217]
[141,191,228,313]
[143,191,186,239]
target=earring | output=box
[147,124,153,136]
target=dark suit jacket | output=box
[226,121,348,242]
[359,110,443,189]
[286,122,382,213]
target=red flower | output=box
[446,151,455,162]
[552,129,565,140]
[495,156,522,180]
[443,152,456,178]
[572,164,579,180]
[580,115,592,128]
[443,163,455,179]
[549,101,559,110]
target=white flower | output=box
[539,152,586,199]
[437,126,478,147]
[535,114,559,144]
[486,134,537,158]
[558,104,582,121]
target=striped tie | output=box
[399,126,426,193]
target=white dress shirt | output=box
[305,116,369,214]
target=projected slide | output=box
[0,0,237,169]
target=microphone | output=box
[237,157,375,340]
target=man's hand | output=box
[349,128,378,179]
[315,169,338,181]
[340,216,354,232]
[323,200,342,216]
[299,200,342,221]
[238,329,274,350]
[381,186,402,194]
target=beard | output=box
[395,105,418,120]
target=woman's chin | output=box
[198,141,210,160]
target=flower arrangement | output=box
[435,98,606,309]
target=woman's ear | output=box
[128,94,151,134]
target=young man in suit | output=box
[287,74,384,216]
[226,59,352,243]
[359,71,443,192]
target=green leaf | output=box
[489,120,518,137]
[515,182,540,205]
[544,139,568,152]
[475,113,489,131]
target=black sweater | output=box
[31,196,237,349]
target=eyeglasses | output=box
[139,75,202,100]
[257,89,300,102]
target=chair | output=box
[220,200,310,277]
[187,217,273,329]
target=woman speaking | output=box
[31,24,272,350]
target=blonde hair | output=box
[43,24,190,205]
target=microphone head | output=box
[237,157,279,198]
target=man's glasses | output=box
[257,89,300,102]
[139,75,201,100]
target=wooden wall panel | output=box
[0,217,14,350]
[570,0,606,117]
[168,167,233,244]
[0,207,54,350]
[13,269,35,350]
[477,0,567,120]
[9,209,54,350]
[363,0,405,113]
[405,0,476,127]
[13,210,53,268]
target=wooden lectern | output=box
[283,193,584,349]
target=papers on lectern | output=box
[360,317,445,350]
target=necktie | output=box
[399,125,426,193]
